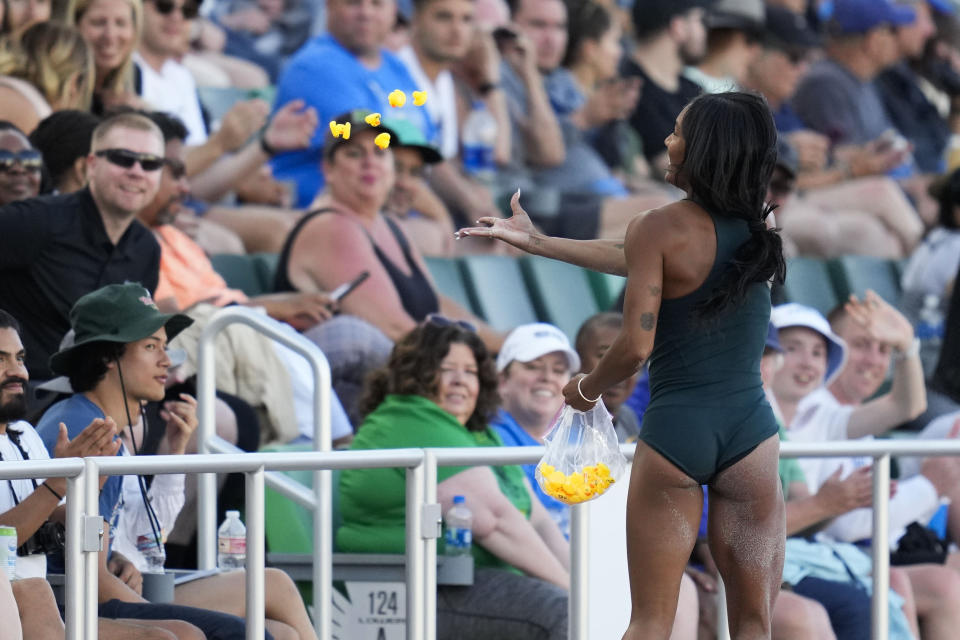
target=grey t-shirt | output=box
[791,59,893,145]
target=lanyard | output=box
[0,431,39,506]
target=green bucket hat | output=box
[49,283,193,375]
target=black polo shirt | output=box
[0,188,161,379]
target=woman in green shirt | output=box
[337,317,570,639]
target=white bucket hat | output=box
[771,303,848,386]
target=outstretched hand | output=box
[456,190,538,252]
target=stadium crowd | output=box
[2,0,960,636]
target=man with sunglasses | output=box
[0,112,166,382]
[0,121,42,207]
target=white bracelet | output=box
[577,376,602,403]
[893,336,921,361]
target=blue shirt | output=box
[271,35,435,207]
[491,410,570,537]
[37,395,124,532]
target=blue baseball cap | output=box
[765,322,783,353]
[927,0,955,15]
[820,0,916,34]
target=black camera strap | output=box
[0,429,39,506]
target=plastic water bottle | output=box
[461,101,497,187]
[136,530,166,573]
[443,496,473,556]
[916,294,945,379]
[217,511,246,570]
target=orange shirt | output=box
[153,224,249,310]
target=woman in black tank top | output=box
[460,93,787,640]
[275,110,502,352]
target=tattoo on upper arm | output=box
[648,285,661,297]
[640,313,655,331]
[614,243,624,250]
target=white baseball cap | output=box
[496,323,580,374]
[771,303,848,385]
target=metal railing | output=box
[194,305,333,637]
[2,439,960,638]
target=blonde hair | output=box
[70,0,143,95]
[0,22,95,111]
[90,111,162,151]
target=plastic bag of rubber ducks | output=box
[535,403,627,505]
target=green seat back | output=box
[459,255,538,330]
[781,257,839,316]
[521,257,599,340]
[586,271,626,310]
[424,257,474,313]
[251,252,280,295]
[197,87,254,127]
[828,256,901,308]
[210,254,266,298]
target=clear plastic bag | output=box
[535,403,628,504]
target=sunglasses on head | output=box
[152,0,199,19]
[0,149,42,173]
[95,149,166,172]
[425,314,477,333]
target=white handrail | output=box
[194,305,332,637]
[5,439,957,639]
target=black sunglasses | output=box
[425,314,477,333]
[152,0,199,19]
[95,149,166,172]
[0,149,42,173]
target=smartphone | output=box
[330,271,370,302]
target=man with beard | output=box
[0,112,165,382]
[621,0,711,174]
[0,308,214,640]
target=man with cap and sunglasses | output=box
[35,283,318,640]
[742,4,928,259]
[0,112,166,384]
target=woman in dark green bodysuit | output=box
[458,91,787,640]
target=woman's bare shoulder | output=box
[626,200,701,242]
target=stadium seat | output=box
[781,257,839,316]
[197,87,253,127]
[210,254,267,297]
[424,257,474,313]
[251,252,280,295]
[458,255,538,330]
[828,256,902,307]
[587,271,626,311]
[521,256,599,340]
